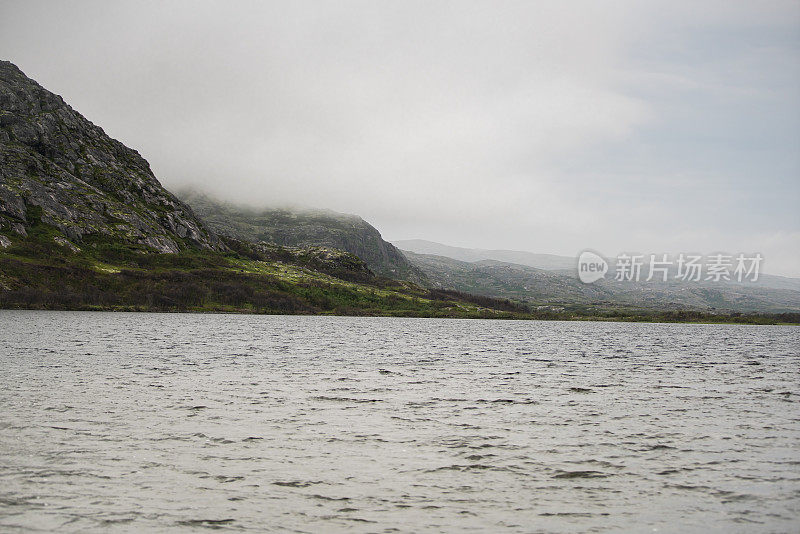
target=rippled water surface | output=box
[0,311,798,533]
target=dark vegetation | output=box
[0,259,309,313]
[426,288,530,313]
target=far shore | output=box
[1,305,797,326]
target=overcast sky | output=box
[2,1,799,275]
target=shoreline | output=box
[2,305,798,326]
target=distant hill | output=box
[403,251,606,302]
[393,239,576,271]
[181,191,428,284]
[395,240,800,294]
[403,250,800,313]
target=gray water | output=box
[0,311,798,533]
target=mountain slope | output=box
[404,251,800,313]
[403,251,609,302]
[0,61,221,253]
[393,239,575,271]
[181,191,428,284]
[397,240,800,293]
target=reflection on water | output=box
[0,311,798,532]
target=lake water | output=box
[0,311,798,533]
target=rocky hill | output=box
[403,250,800,313]
[181,190,428,284]
[394,239,576,270]
[0,61,221,253]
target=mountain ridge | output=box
[181,190,428,284]
[403,250,800,313]
[393,239,576,271]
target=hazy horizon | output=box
[1,1,798,275]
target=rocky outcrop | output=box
[181,190,429,284]
[0,61,222,253]
[254,243,375,282]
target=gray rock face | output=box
[0,60,222,252]
[53,236,80,253]
[181,190,429,284]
